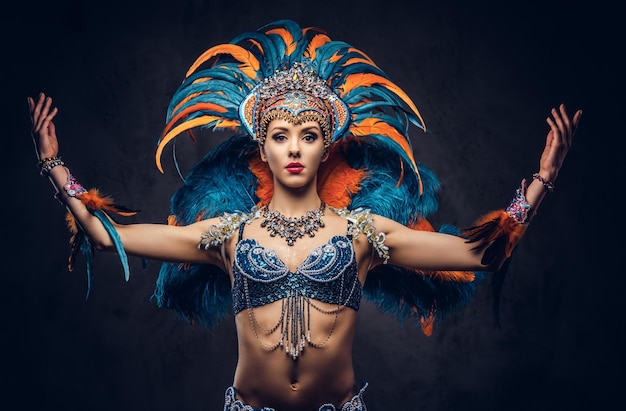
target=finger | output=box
[558,104,572,137]
[38,108,58,137]
[31,94,45,130]
[557,104,573,149]
[571,109,582,137]
[27,97,36,125]
[546,115,559,139]
[35,97,56,133]
[550,106,567,147]
[33,94,49,132]
[36,92,46,108]
[545,114,564,157]
[551,106,565,134]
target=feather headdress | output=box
[151,20,486,335]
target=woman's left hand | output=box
[538,103,582,182]
[28,92,59,162]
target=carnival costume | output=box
[54,19,530,340]
[224,383,369,411]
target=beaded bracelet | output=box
[532,173,555,192]
[37,156,60,167]
[39,156,65,175]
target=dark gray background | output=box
[3,0,620,410]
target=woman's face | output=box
[260,119,328,190]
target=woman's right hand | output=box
[28,92,59,161]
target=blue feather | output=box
[153,135,259,328]
[74,231,95,300]
[92,209,131,282]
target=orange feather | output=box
[156,116,240,173]
[349,118,415,162]
[78,189,137,217]
[317,144,366,208]
[340,73,426,132]
[349,118,423,194]
[304,32,331,60]
[329,51,343,64]
[410,218,435,232]
[462,210,528,258]
[346,48,376,64]
[249,39,262,50]
[265,28,297,56]
[162,102,228,137]
[185,44,260,80]
[419,309,435,336]
[248,155,273,205]
[65,211,79,234]
[343,57,380,68]
[167,215,178,226]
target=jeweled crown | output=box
[239,62,350,145]
[257,63,336,101]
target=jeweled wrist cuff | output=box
[505,179,531,224]
[63,173,87,198]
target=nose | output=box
[288,138,300,158]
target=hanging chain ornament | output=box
[261,203,326,246]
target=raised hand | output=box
[538,104,582,183]
[28,92,59,161]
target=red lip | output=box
[286,162,304,173]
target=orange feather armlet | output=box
[63,188,139,298]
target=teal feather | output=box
[72,230,95,300]
[69,209,130,299]
[92,209,131,282]
[229,32,281,77]
[153,135,259,328]
[314,41,361,80]
[259,19,302,66]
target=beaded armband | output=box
[332,207,390,264]
[198,207,262,250]
[53,170,88,204]
[64,173,88,198]
[505,179,531,224]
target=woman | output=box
[28,20,581,411]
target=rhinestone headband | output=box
[239,62,350,146]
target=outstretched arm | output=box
[372,103,582,272]
[28,92,223,268]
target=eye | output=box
[302,132,320,142]
[270,132,287,142]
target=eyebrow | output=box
[300,126,321,133]
[268,125,322,133]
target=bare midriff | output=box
[232,300,359,411]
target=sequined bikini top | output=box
[197,206,389,359]
[231,222,362,315]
